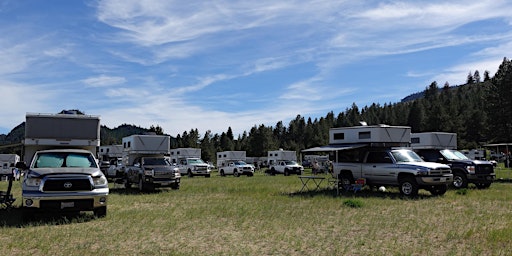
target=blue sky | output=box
[1,0,511,137]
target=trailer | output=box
[0,154,20,176]
[99,145,123,161]
[169,148,201,164]
[217,151,246,168]
[267,149,297,166]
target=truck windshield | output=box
[284,160,298,165]
[391,150,424,163]
[34,152,97,168]
[440,149,469,160]
[143,158,168,166]
[234,161,247,165]
[188,158,205,164]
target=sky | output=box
[1,0,511,138]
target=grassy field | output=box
[1,167,512,256]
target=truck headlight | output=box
[25,176,41,187]
[466,166,476,174]
[93,175,108,186]
[144,169,154,176]
[416,167,430,176]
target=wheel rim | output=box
[453,175,463,188]
[402,182,412,195]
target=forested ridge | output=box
[1,58,511,163]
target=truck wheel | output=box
[93,206,107,218]
[220,170,226,177]
[124,177,131,189]
[452,171,468,189]
[284,169,290,176]
[205,174,211,178]
[271,168,276,175]
[428,185,447,196]
[171,182,180,190]
[338,172,354,190]
[187,170,193,178]
[399,177,419,197]
[233,171,240,177]
[138,177,145,191]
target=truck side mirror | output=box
[16,161,28,170]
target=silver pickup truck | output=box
[16,149,109,218]
[333,147,453,196]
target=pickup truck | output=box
[177,158,211,178]
[16,149,109,218]
[124,156,181,191]
[269,160,304,176]
[333,147,453,196]
[414,149,495,189]
[219,161,254,177]
[106,158,123,179]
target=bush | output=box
[343,199,363,208]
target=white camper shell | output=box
[217,151,247,168]
[23,113,101,164]
[122,135,170,166]
[169,148,201,164]
[329,125,410,146]
[170,148,211,178]
[99,145,124,160]
[0,154,20,176]
[267,150,297,165]
[410,132,457,149]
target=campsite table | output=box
[298,176,325,192]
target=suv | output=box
[219,161,255,177]
[333,147,453,196]
[414,149,495,189]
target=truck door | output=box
[362,151,396,185]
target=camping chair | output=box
[0,174,16,208]
[352,178,366,192]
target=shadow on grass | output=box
[287,187,442,200]
[0,206,98,228]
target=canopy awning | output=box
[302,144,366,153]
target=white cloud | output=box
[82,75,127,87]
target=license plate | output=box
[440,178,446,182]
[61,202,74,209]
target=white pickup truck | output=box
[177,158,211,178]
[269,160,304,176]
[219,161,254,177]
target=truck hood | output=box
[398,161,450,169]
[29,167,102,177]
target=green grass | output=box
[1,169,512,255]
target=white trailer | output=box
[267,149,297,166]
[169,148,201,165]
[410,132,457,149]
[0,154,20,176]
[99,145,123,161]
[329,125,410,146]
[217,151,246,168]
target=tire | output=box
[399,176,419,197]
[93,206,107,218]
[138,177,145,192]
[452,171,468,189]
[233,170,240,177]
[187,170,193,178]
[284,169,290,176]
[171,182,180,190]
[205,174,211,178]
[337,172,354,191]
[475,182,491,189]
[22,208,35,222]
[220,170,225,177]
[428,185,447,196]
[271,168,276,175]
[124,177,131,189]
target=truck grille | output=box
[476,164,494,175]
[42,176,93,192]
[430,167,452,176]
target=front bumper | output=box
[22,188,109,210]
[468,173,496,183]
[416,174,453,186]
